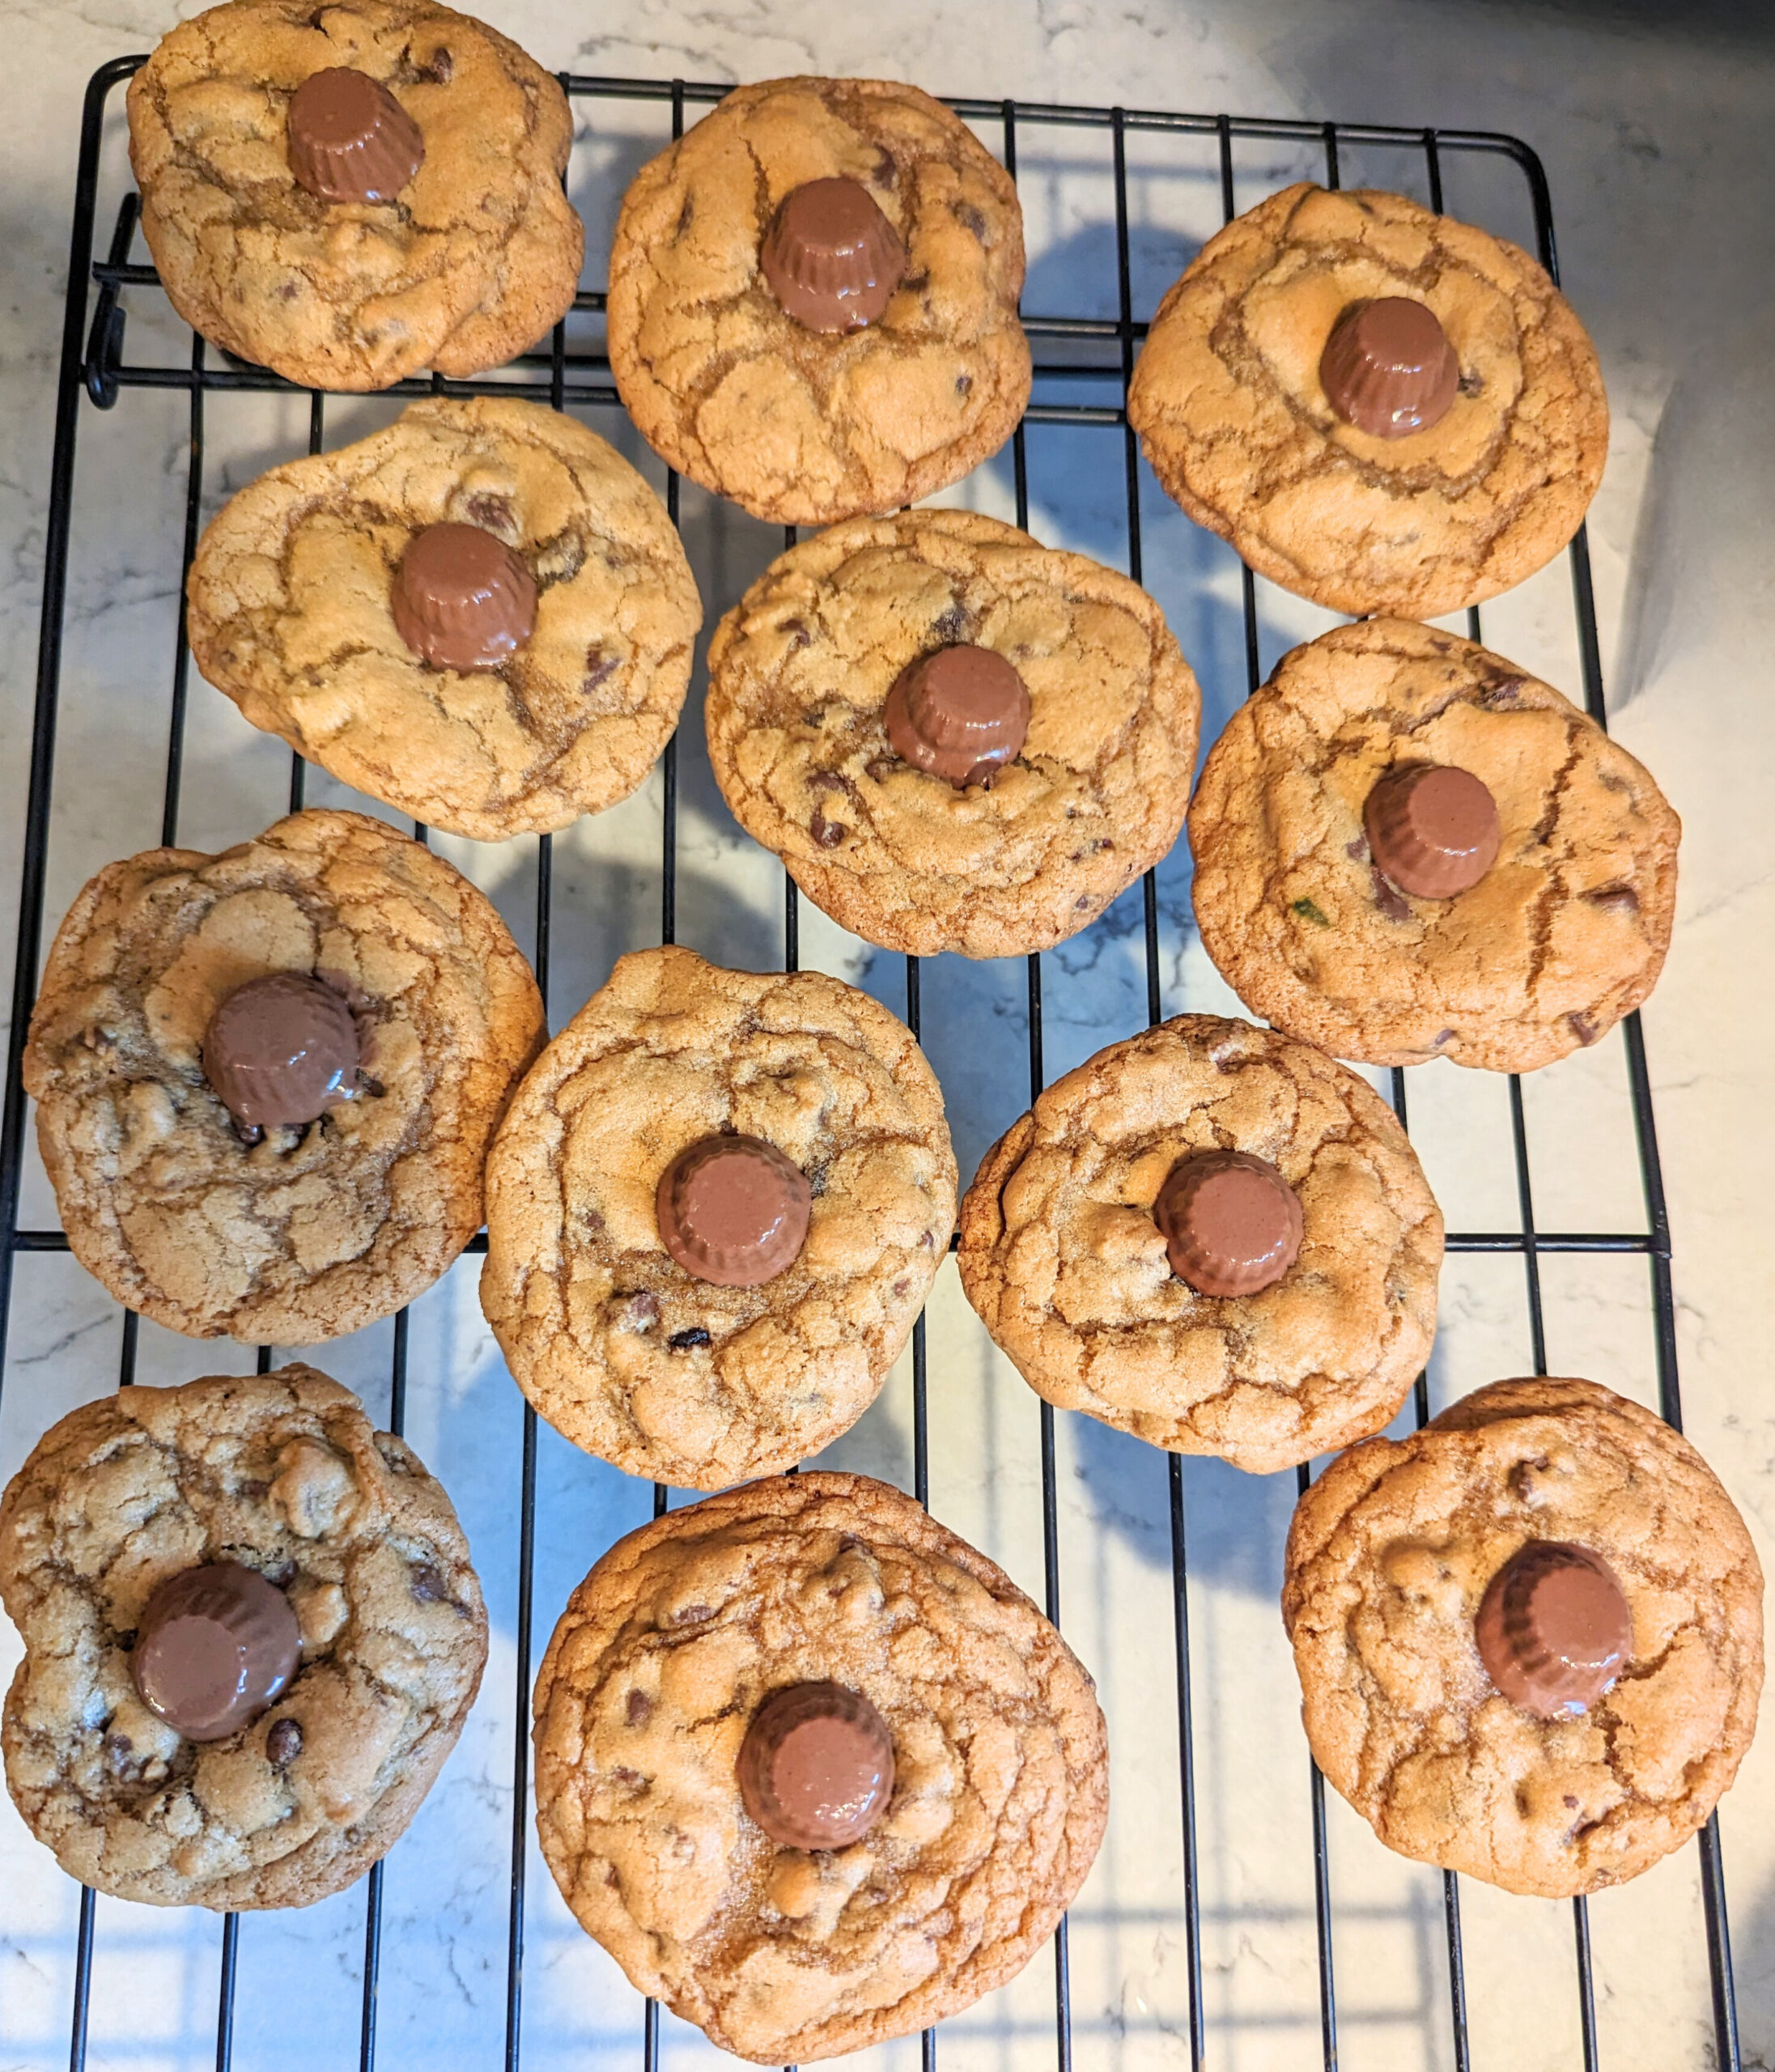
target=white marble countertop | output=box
[2,4,1773,2070]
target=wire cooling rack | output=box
[0,57,1743,2072]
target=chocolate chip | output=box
[103,1731,135,1777]
[807,770,847,792]
[956,372,972,397]
[1458,369,1483,396]
[668,1327,711,1351]
[464,492,515,535]
[1568,1010,1600,1046]
[932,603,969,644]
[610,1764,645,1789]
[1480,676,1523,707]
[1074,894,1094,911]
[410,1563,448,1603]
[1562,1793,1579,1810]
[919,1229,935,1249]
[810,809,847,847]
[1370,864,1412,922]
[873,145,898,188]
[1433,1028,1457,1047]
[1345,837,1369,862]
[956,203,987,240]
[583,647,618,694]
[673,1603,714,1624]
[618,1291,660,1331]
[892,1277,909,1297]
[1586,884,1639,914]
[584,1208,607,1235]
[266,1717,303,1765]
[414,45,452,83]
[865,757,897,783]
[782,618,812,648]
[626,1689,653,1726]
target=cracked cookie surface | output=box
[0,1365,487,1909]
[1282,1378,1763,1896]
[958,1014,1442,1474]
[705,510,1200,957]
[187,398,702,840]
[127,0,582,391]
[1187,619,1679,1072]
[23,809,545,1343]
[607,77,1029,524]
[532,1470,1107,2061]
[479,948,956,1488]
[1127,184,1607,618]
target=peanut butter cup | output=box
[656,1134,812,1288]
[1475,1539,1633,1720]
[761,177,907,332]
[392,523,537,672]
[202,972,360,1133]
[1154,1149,1304,1297]
[131,1562,301,1743]
[1320,296,1459,439]
[737,1680,895,1849]
[1365,762,1501,900]
[884,644,1030,788]
[287,68,424,205]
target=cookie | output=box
[23,808,544,1343]
[187,397,702,841]
[0,1365,487,1909]
[704,510,1201,957]
[531,1470,1107,2061]
[1187,619,1679,1072]
[127,0,582,391]
[607,77,1030,524]
[479,947,956,1489]
[957,1014,1442,1474]
[1282,1378,1763,1897]
[1127,183,1607,618]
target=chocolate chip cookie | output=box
[704,510,1201,958]
[607,77,1030,523]
[1283,1378,1763,1897]
[0,1364,487,1909]
[127,0,582,391]
[531,1470,1107,2061]
[958,1014,1442,1475]
[23,808,544,1343]
[1188,619,1679,1072]
[479,948,956,1489]
[1127,184,1607,618]
[187,397,702,841]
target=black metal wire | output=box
[0,57,1739,2072]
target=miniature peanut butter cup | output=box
[392,523,537,672]
[202,972,360,1132]
[1365,762,1501,900]
[131,1562,301,1743]
[1475,1540,1633,1720]
[656,1134,812,1287]
[737,1681,895,1849]
[1320,296,1459,439]
[1155,1149,1303,1297]
[761,176,908,333]
[287,67,425,204]
[884,644,1030,788]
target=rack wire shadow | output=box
[0,57,1742,2072]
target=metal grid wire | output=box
[0,57,1743,2072]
